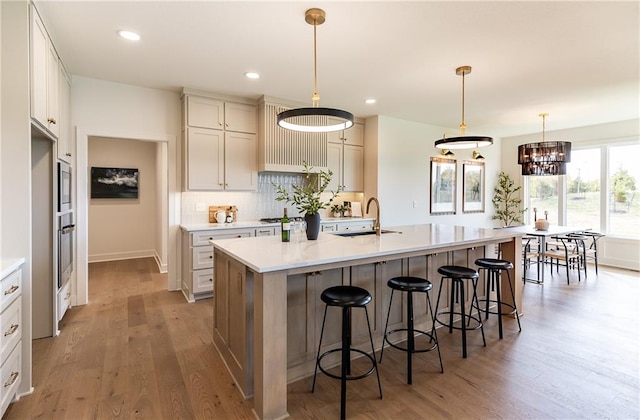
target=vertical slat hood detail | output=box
[258,99,328,173]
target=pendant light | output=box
[435,66,493,150]
[277,8,354,133]
[518,113,572,176]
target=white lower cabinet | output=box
[56,280,71,321]
[1,263,23,417]
[181,228,254,302]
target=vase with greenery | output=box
[492,171,526,227]
[273,161,343,240]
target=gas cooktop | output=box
[260,217,304,223]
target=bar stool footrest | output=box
[317,348,377,382]
[475,299,518,316]
[383,328,438,353]
[435,312,483,331]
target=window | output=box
[567,149,600,229]
[609,144,639,237]
[524,141,639,239]
[528,176,559,225]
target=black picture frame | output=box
[91,167,139,199]
[463,160,485,213]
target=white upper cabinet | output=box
[187,96,256,134]
[327,122,365,192]
[327,119,364,146]
[30,5,60,138]
[57,65,72,163]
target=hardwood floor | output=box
[4,258,639,419]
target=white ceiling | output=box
[35,0,639,138]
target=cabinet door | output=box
[343,145,364,192]
[327,142,342,191]
[224,132,257,191]
[30,8,48,128]
[57,65,72,162]
[343,122,364,146]
[225,102,257,134]
[187,96,224,129]
[187,127,224,190]
[46,42,60,138]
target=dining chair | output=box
[544,235,588,284]
[577,231,605,274]
[522,235,541,283]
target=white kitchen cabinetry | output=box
[327,122,364,192]
[57,64,72,163]
[183,93,258,191]
[186,96,257,134]
[1,262,23,417]
[185,127,257,191]
[181,228,254,302]
[30,5,60,139]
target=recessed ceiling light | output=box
[365,98,376,104]
[245,72,260,79]
[117,30,140,41]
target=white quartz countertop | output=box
[1,257,26,279]
[180,217,374,232]
[210,223,523,273]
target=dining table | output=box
[508,225,589,283]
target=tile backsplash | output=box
[181,172,364,224]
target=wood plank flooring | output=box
[4,258,639,419]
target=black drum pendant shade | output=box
[277,8,354,133]
[518,114,572,176]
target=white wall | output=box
[365,115,502,228]
[88,137,158,263]
[501,118,640,270]
[72,76,180,305]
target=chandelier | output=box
[518,113,572,176]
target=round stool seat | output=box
[387,276,433,293]
[437,265,478,279]
[475,258,514,270]
[321,285,372,308]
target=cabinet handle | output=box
[4,372,18,388]
[219,122,223,127]
[208,237,213,240]
[225,183,229,187]
[66,292,71,299]
[209,255,213,259]
[209,278,213,282]
[4,324,19,337]
[4,285,19,295]
[47,117,57,124]
[225,123,229,127]
[236,235,242,238]
[237,273,243,293]
[65,152,72,157]
[219,183,224,186]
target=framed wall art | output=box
[430,157,456,215]
[91,167,139,199]
[463,160,485,213]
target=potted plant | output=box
[492,171,526,227]
[330,202,350,218]
[273,161,343,240]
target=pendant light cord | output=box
[312,18,320,108]
[460,70,466,135]
[539,113,548,142]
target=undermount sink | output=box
[333,229,399,237]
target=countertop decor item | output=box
[518,113,572,176]
[492,171,525,227]
[273,161,342,239]
[276,8,354,133]
[434,66,493,150]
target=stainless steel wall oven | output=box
[58,212,74,288]
[58,161,72,212]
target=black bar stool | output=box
[433,265,486,358]
[474,258,522,339]
[379,276,444,384]
[312,285,382,420]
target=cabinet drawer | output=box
[255,227,276,237]
[57,281,71,321]
[0,299,21,364]
[193,269,214,294]
[0,341,22,415]
[192,230,253,246]
[193,246,214,270]
[321,223,338,232]
[337,221,373,232]
[1,269,22,313]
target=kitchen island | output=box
[210,223,523,420]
